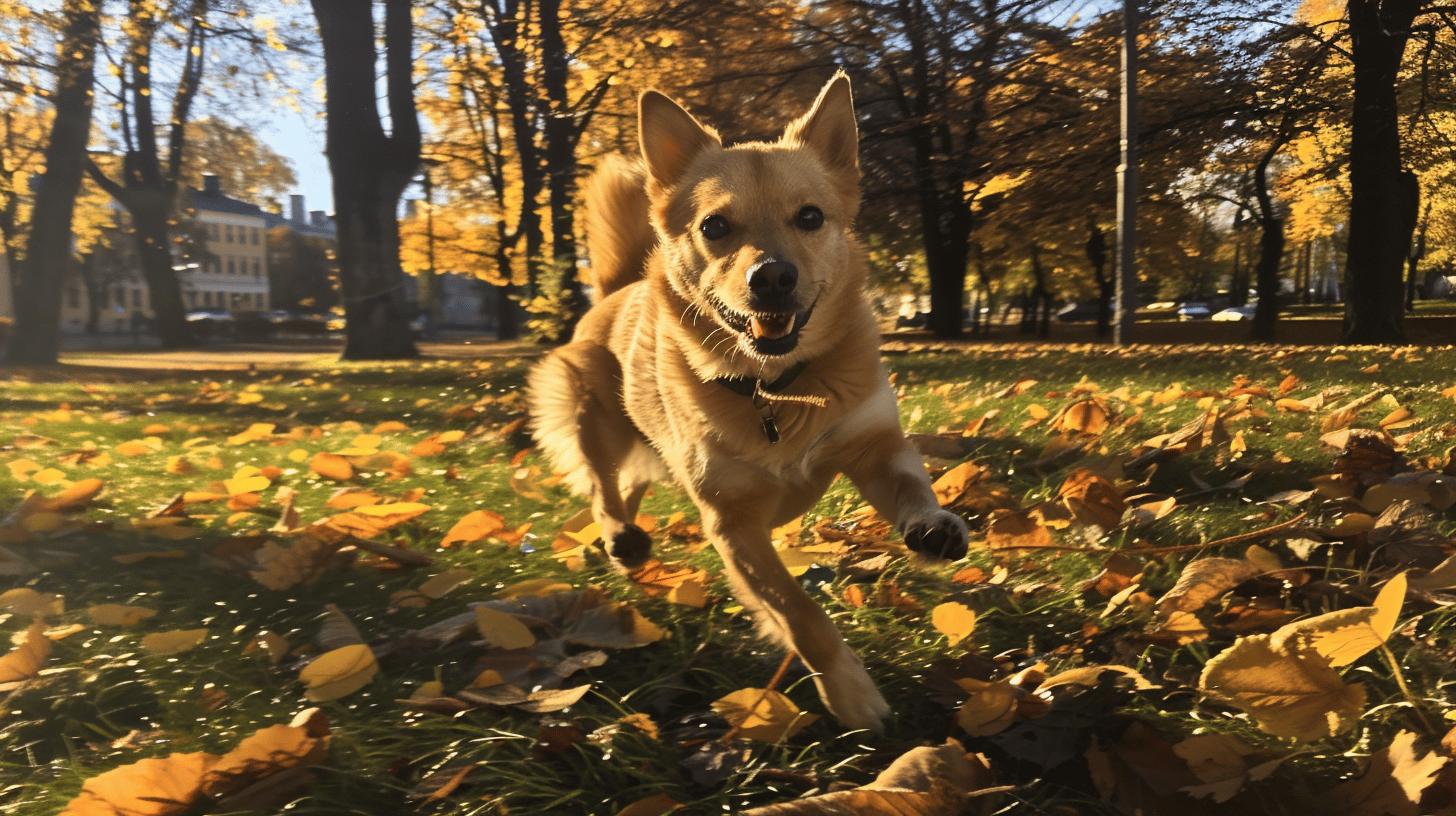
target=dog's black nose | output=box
[747,260,798,301]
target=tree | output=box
[85,0,210,349]
[1339,0,1451,342]
[4,0,102,365]
[311,0,420,359]
[182,117,298,208]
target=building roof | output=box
[263,210,337,240]
[188,182,269,220]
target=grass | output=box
[3,341,1456,814]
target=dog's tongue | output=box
[750,314,795,340]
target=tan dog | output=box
[527,73,967,731]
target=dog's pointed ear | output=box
[783,72,858,177]
[639,91,720,190]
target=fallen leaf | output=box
[712,688,819,742]
[931,601,977,646]
[300,644,378,701]
[1199,633,1365,742]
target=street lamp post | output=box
[1114,0,1139,345]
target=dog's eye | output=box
[700,215,730,241]
[795,205,824,231]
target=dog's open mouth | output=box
[708,295,815,356]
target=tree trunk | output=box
[1342,0,1420,343]
[312,0,420,359]
[133,202,191,346]
[485,0,545,300]
[538,0,586,338]
[1251,139,1286,342]
[4,0,100,365]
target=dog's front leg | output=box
[842,425,968,560]
[699,501,890,732]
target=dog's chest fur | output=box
[575,276,891,504]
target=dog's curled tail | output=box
[585,154,654,299]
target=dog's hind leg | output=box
[527,342,653,567]
[699,501,889,732]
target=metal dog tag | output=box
[753,396,780,445]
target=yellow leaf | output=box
[441,509,506,547]
[954,677,1020,736]
[475,607,536,650]
[88,604,157,626]
[141,628,208,656]
[711,688,818,742]
[1198,633,1365,742]
[498,578,573,598]
[300,644,378,701]
[417,568,473,600]
[930,601,976,645]
[0,621,50,685]
[1039,664,1156,690]
[1268,573,1404,669]
[60,751,218,816]
[310,452,354,482]
[39,477,104,511]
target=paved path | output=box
[55,335,537,372]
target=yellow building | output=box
[185,174,270,311]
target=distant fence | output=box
[885,315,1456,346]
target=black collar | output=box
[712,361,808,397]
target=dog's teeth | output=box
[750,314,795,340]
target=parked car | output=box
[1176,302,1213,320]
[1143,301,1178,315]
[1211,305,1257,321]
[1055,301,1102,322]
[186,309,235,341]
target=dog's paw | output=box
[815,653,891,733]
[605,523,652,568]
[900,509,968,560]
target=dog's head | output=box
[639,73,862,364]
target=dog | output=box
[527,73,968,731]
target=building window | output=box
[132,289,142,308]
[208,223,218,240]
[224,224,233,242]
[227,258,235,275]
[253,259,261,276]
[188,292,197,307]
[251,227,260,245]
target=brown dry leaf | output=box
[141,629,208,656]
[711,688,818,742]
[441,510,506,547]
[985,509,1051,549]
[1198,633,1365,742]
[740,740,995,815]
[60,751,218,816]
[0,588,64,616]
[1327,730,1447,816]
[954,677,1021,736]
[1156,558,1257,617]
[88,604,158,627]
[250,535,340,591]
[317,604,364,650]
[1058,468,1126,529]
[1039,664,1156,691]
[1172,733,1257,803]
[1056,398,1110,435]
[931,461,986,507]
[616,794,684,816]
[300,643,378,701]
[201,708,331,800]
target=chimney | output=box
[290,194,306,224]
[202,173,221,195]
[310,210,327,227]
